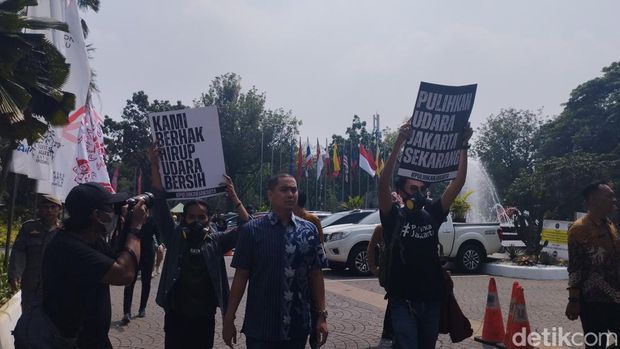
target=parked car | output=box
[307,211,333,220]
[320,209,375,228]
[323,211,503,275]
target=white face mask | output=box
[99,211,119,235]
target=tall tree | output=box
[506,152,617,219]
[194,73,300,206]
[538,61,620,159]
[473,108,542,199]
[507,61,620,218]
[102,91,186,193]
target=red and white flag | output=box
[359,144,377,177]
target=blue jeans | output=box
[390,299,441,349]
[246,336,308,349]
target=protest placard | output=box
[149,106,226,199]
[397,82,477,183]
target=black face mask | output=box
[402,190,427,211]
[182,221,208,244]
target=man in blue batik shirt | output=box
[223,173,329,349]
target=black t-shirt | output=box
[170,241,217,318]
[42,232,115,349]
[380,199,448,302]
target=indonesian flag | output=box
[359,144,377,177]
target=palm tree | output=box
[77,0,100,38]
[0,0,76,186]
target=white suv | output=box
[323,210,502,275]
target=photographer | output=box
[148,145,250,348]
[39,183,148,349]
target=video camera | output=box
[125,192,155,210]
[113,192,155,253]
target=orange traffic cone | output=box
[504,281,520,344]
[504,286,532,349]
[475,278,506,346]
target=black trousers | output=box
[164,311,215,349]
[382,299,393,339]
[123,251,155,314]
[580,301,620,349]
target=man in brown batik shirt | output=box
[566,180,620,349]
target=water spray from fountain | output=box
[460,159,512,224]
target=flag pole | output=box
[349,141,353,198]
[341,140,345,202]
[271,140,274,175]
[259,128,264,206]
[365,169,369,208]
[3,173,20,268]
[315,161,318,210]
[358,142,361,199]
[325,138,328,210]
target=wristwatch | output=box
[316,310,328,319]
[128,228,141,239]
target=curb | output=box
[482,263,568,280]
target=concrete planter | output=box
[0,291,20,349]
[482,262,568,280]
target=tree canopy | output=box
[475,61,620,219]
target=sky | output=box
[82,0,620,143]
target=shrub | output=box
[0,253,17,306]
[450,190,473,222]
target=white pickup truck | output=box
[323,210,503,275]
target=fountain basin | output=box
[482,261,568,280]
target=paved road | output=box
[109,257,579,348]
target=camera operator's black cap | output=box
[65,182,129,217]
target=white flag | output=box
[12,0,112,200]
[316,140,324,181]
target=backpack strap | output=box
[382,207,406,295]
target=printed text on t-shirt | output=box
[400,222,434,239]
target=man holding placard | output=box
[148,106,251,349]
[377,82,475,349]
[148,144,250,348]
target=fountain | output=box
[460,159,507,223]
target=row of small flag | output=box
[292,138,384,181]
